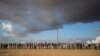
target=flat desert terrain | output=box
[0,49,100,56]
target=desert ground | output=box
[0,49,100,56]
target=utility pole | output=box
[57,28,59,43]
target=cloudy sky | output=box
[0,0,100,43]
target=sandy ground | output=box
[0,49,100,56]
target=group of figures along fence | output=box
[0,43,100,50]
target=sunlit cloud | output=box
[86,36,100,44]
[2,22,12,32]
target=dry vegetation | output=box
[0,49,100,56]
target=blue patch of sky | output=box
[25,22,100,42]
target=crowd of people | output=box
[0,42,100,50]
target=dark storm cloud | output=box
[0,0,100,34]
[51,0,100,23]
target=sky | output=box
[0,0,100,43]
